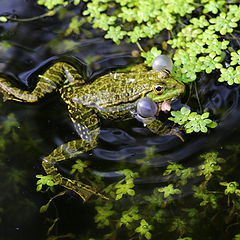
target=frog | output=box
[0,60,185,201]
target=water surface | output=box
[0,1,240,240]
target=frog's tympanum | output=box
[0,61,185,201]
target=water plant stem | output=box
[5,11,56,22]
[136,41,145,52]
[194,81,202,114]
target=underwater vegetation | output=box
[0,0,240,239]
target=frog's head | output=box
[132,70,185,121]
[145,70,185,103]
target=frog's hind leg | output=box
[67,102,100,142]
[42,139,108,201]
[0,75,41,102]
[0,62,86,103]
[42,104,105,201]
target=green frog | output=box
[0,61,185,201]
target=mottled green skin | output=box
[0,62,185,201]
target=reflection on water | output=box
[1,1,240,240]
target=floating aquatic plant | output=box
[169,107,217,133]
[2,0,240,89]
[1,1,240,239]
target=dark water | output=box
[1,1,240,240]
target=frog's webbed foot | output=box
[146,119,184,141]
[0,87,14,102]
[146,119,166,135]
[167,128,184,142]
[42,139,109,201]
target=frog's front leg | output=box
[146,119,184,141]
[145,119,165,135]
[0,62,85,102]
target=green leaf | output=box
[37,0,68,9]
[169,107,217,134]
[207,121,217,128]
[234,234,240,240]
[158,184,181,199]
[202,0,225,14]
[230,50,240,66]
[135,219,152,239]
[65,16,83,35]
[0,16,8,22]
[95,202,115,228]
[114,169,138,200]
[120,206,140,227]
[218,67,240,85]
[93,14,116,31]
[36,174,58,191]
[141,47,162,67]
[0,113,19,134]
[105,26,127,44]
[202,112,209,119]
[71,159,88,174]
[220,181,239,195]
[127,189,135,196]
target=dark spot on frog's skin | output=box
[158,70,170,79]
[165,69,171,75]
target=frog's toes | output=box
[0,89,13,102]
[42,158,58,175]
[168,128,184,142]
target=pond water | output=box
[1,1,240,240]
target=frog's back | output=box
[68,71,159,107]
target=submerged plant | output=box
[1,0,240,239]
[36,174,59,192]
[85,150,240,239]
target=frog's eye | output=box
[154,85,164,94]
